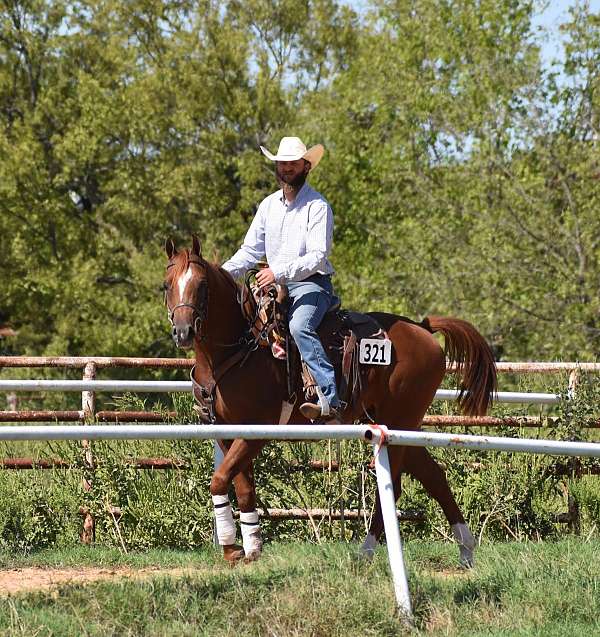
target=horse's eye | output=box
[162,281,170,292]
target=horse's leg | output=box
[361,440,475,567]
[360,440,475,565]
[360,445,405,559]
[360,383,475,566]
[210,440,243,563]
[232,463,263,562]
[402,446,476,568]
[210,438,266,564]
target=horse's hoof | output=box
[452,523,475,570]
[223,544,245,565]
[358,534,378,562]
[243,550,262,564]
[458,544,475,569]
[357,547,375,562]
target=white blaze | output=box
[178,266,193,301]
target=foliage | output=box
[0,0,598,361]
[554,371,600,440]
[0,472,79,552]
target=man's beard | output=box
[276,166,307,191]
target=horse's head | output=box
[164,235,208,349]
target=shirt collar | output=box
[279,182,310,208]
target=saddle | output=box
[249,279,388,410]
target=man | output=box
[222,136,341,423]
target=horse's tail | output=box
[421,316,497,416]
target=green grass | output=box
[1,540,599,636]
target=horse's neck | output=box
[195,265,246,368]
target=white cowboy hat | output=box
[260,136,324,169]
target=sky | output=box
[533,0,600,66]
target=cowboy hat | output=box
[260,136,324,169]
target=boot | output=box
[299,401,343,424]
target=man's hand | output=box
[256,267,276,289]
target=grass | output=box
[0,539,599,636]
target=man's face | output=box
[276,159,310,188]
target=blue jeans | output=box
[287,274,340,413]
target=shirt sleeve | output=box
[221,203,266,280]
[271,200,333,283]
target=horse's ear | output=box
[191,234,202,257]
[165,238,177,259]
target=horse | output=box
[163,236,497,566]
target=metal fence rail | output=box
[0,379,567,405]
[1,356,599,372]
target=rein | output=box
[238,268,278,345]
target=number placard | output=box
[359,338,392,366]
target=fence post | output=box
[336,441,345,539]
[373,440,412,620]
[566,368,582,531]
[80,361,96,544]
[568,369,580,399]
[6,391,17,411]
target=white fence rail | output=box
[0,379,562,404]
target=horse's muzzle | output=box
[172,323,194,349]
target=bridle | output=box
[165,255,209,340]
[164,256,269,352]
[164,253,280,423]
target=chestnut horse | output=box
[164,237,497,566]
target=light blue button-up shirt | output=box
[222,183,335,283]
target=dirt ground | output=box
[0,566,199,596]
[0,564,469,596]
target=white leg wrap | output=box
[212,494,236,546]
[240,510,262,555]
[358,533,379,560]
[452,522,475,568]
